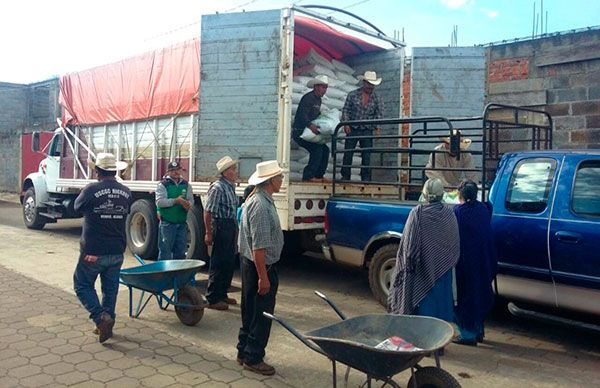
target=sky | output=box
[1,0,599,84]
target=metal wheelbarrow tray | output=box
[120,257,206,326]
[265,292,460,388]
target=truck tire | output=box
[368,243,399,307]
[186,204,209,261]
[23,187,47,230]
[407,366,461,388]
[126,199,158,260]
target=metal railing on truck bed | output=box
[331,103,553,201]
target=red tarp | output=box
[60,39,200,126]
[59,16,381,126]
[293,16,384,61]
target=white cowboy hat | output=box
[358,71,382,86]
[88,152,128,171]
[216,156,238,173]
[248,160,283,185]
[307,75,329,88]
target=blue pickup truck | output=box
[323,106,600,317]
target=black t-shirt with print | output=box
[74,179,132,255]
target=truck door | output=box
[198,9,284,180]
[492,156,560,306]
[549,156,600,315]
[44,132,62,192]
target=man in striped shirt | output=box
[204,156,239,311]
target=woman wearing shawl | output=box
[453,180,496,345]
[388,178,459,321]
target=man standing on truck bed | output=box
[156,161,194,260]
[236,160,284,376]
[73,153,131,343]
[204,156,239,311]
[341,70,384,182]
[292,75,330,182]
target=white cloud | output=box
[440,0,473,9]
[480,8,499,18]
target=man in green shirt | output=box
[156,161,194,260]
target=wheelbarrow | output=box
[264,291,460,388]
[119,255,206,326]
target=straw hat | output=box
[248,160,283,185]
[216,156,237,173]
[307,75,329,88]
[88,153,128,171]
[358,71,382,86]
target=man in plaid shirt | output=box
[341,70,384,182]
[204,156,239,311]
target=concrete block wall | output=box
[0,79,59,192]
[486,29,600,149]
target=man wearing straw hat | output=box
[236,160,284,376]
[73,153,131,343]
[341,70,385,182]
[292,74,330,182]
[204,156,239,311]
[425,131,477,187]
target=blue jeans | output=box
[73,253,124,325]
[158,221,187,260]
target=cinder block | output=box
[547,88,587,104]
[553,115,586,131]
[571,101,600,115]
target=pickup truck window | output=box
[572,161,600,216]
[505,158,556,213]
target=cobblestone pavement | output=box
[0,265,292,388]
[0,199,599,387]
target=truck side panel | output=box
[198,10,283,180]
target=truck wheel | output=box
[126,199,158,260]
[407,366,461,388]
[23,188,47,230]
[368,243,399,307]
[175,285,205,326]
[186,204,209,261]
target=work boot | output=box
[207,301,229,310]
[224,297,238,305]
[243,361,276,376]
[96,313,115,343]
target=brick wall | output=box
[486,29,600,149]
[0,79,60,192]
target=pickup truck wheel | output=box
[186,204,208,261]
[23,188,47,230]
[126,199,158,260]
[368,243,399,307]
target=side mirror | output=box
[32,132,40,152]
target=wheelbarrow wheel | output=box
[407,366,461,388]
[175,286,205,326]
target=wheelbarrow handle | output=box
[314,291,347,321]
[263,312,326,357]
[134,255,146,266]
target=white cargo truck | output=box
[21,6,405,260]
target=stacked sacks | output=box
[290,49,362,181]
